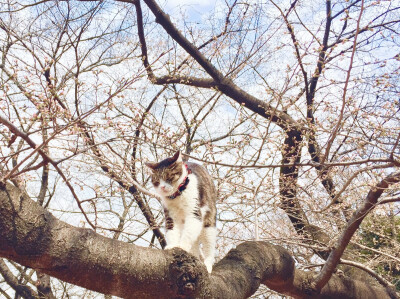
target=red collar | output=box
[168,164,191,200]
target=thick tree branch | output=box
[308,0,332,107]
[279,129,307,231]
[303,0,341,210]
[278,128,334,262]
[134,0,232,89]
[0,180,395,299]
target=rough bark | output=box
[0,182,394,299]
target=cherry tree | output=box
[0,0,399,298]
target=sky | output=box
[163,0,217,22]
[165,0,216,10]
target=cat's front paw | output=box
[204,258,214,273]
[205,263,213,273]
[178,242,192,252]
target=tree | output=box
[0,0,399,298]
[359,214,400,290]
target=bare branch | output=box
[138,0,302,131]
[0,259,37,299]
[314,171,400,290]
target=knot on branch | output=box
[168,248,206,298]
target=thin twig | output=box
[321,0,364,164]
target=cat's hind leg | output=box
[200,226,216,273]
[190,238,201,259]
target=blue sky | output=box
[163,0,217,22]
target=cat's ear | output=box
[171,151,182,163]
[144,162,157,172]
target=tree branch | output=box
[314,171,400,292]
[0,259,37,299]
[136,0,301,131]
[339,259,393,289]
[0,182,395,299]
[0,114,97,229]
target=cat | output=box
[145,151,217,273]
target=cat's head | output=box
[145,151,185,196]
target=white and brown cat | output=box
[145,151,217,273]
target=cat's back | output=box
[187,162,214,185]
[187,162,217,202]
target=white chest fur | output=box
[162,173,199,220]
